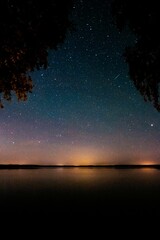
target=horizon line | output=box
[0,163,160,169]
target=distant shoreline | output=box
[0,164,160,169]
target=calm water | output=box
[0,167,160,217]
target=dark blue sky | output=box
[0,0,160,165]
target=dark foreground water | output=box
[0,167,160,217]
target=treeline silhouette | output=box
[0,0,73,108]
[112,0,160,111]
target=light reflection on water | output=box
[0,167,160,216]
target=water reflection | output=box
[0,167,160,216]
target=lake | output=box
[0,167,160,217]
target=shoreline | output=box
[0,164,160,169]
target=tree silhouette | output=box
[111,0,160,111]
[0,0,73,108]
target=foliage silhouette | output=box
[112,0,160,111]
[0,0,73,108]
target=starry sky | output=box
[0,0,160,165]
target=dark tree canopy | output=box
[112,0,160,111]
[0,0,73,108]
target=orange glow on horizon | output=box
[0,140,159,165]
[139,159,156,166]
[72,150,97,165]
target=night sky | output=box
[0,0,160,165]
